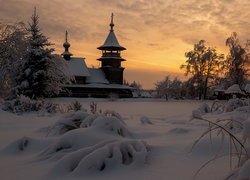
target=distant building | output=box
[60,14,133,98]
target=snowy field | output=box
[0,98,232,180]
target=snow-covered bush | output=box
[1,110,148,178]
[210,100,225,113]
[2,95,43,113]
[103,110,124,123]
[49,111,90,135]
[191,103,211,120]
[225,98,246,112]
[48,139,148,177]
[191,102,250,179]
[198,103,211,114]
[70,100,82,111]
[93,116,132,137]
[49,111,131,137]
[90,101,98,114]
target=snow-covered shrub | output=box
[70,100,83,112]
[2,109,148,178]
[90,102,98,114]
[80,114,99,128]
[2,95,43,113]
[191,104,250,179]
[140,116,153,125]
[103,110,125,124]
[48,139,148,176]
[49,111,90,135]
[198,103,211,114]
[191,103,211,120]
[43,102,61,114]
[49,111,131,137]
[93,116,132,137]
[211,100,225,113]
[225,98,246,112]
[108,93,119,101]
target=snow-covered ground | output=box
[0,98,231,180]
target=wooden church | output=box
[60,14,133,98]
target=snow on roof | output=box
[214,85,225,92]
[86,68,109,84]
[245,84,250,93]
[98,31,126,50]
[63,83,134,90]
[225,84,245,94]
[67,57,90,77]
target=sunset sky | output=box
[1,0,250,89]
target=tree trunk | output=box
[203,76,209,100]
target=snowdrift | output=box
[0,111,148,179]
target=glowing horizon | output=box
[1,0,250,89]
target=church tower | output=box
[62,31,73,60]
[97,13,126,84]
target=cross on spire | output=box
[110,13,114,31]
[65,30,68,42]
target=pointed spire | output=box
[65,30,68,42]
[97,13,126,51]
[110,13,114,31]
[62,30,73,60]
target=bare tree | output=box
[224,32,250,87]
[0,22,28,97]
[180,40,224,100]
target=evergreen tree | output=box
[13,8,65,99]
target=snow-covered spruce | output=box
[12,9,71,99]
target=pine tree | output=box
[13,8,55,99]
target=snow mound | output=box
[0,110,148,179]
[140,116,153,125]
[48,139,148,177]
[191,109,203,119]
[225,98,246,112]
[1,136,52,155]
